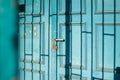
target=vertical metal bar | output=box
[32,0,34,80]
[102,0,104,79]
[80,0,82,80]
[24,0,26,80]
[114,0,116,79]
[56,0,58,80]
[48,0,50,79]
[39,0,42,80]
[91,0,93,79]
[69,0,72,80]
[65,0,71,79]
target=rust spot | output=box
[52,40,58,50]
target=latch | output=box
[52,38,65,50]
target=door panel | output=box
[93,0,120,79]
[19,0,49,80]
[55,0,92,79]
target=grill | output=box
[19,0,120,80]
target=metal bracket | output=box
[52,38,65,50]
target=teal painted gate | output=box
[19,0,120,80]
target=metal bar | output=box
[114,0,116,79]
[102,0,105,79]
[65,0,71,80]
[20,59,41,63]
[80,0,83,80]
[24,0,26,80]
[56,0,58,80]
[39,0,42,80]
[49,14,57,16]
[91,0,93,79]
[104,33,115,36]
[48,0,50,79]
[57,55,66,56]
[82,31,92,34]
[93,77,103,80]
[72,73,81,76]
[20,68,44,73]
[40,54,49,56]
[19,22,43,24]
[31,0,34,79]
[70,0,72,79]
[19,12,42,16]
[25,54,32,55]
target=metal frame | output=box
[19,0,118,80]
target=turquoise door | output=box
[19,0,120,80]
[19,0,50,79]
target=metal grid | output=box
[19,0,119,80]
[19,0,50,80]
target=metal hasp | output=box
[52,39,65,50]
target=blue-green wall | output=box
[0,0,18,80]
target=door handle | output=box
[52,38,65,50]
[55,39,65,42]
